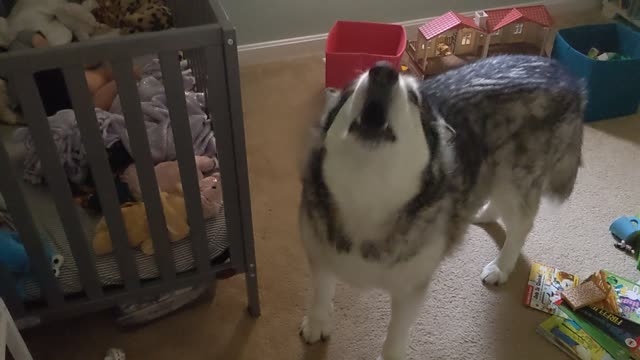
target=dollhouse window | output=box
[514,23,524,34]
[461,33,472,45]
[492,29,501,36]
[421,43,426,50]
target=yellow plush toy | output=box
[93,191,189,256]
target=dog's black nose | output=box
[368,61,398,87]
[359,62,397,131]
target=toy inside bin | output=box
[325,21,406,89]
[551,24,640,122]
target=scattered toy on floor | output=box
[610,215,640,257]
[561,271,611,310]
[104,348,125,360]
[537,315,614,360]
[587,271,620,315]
[529,265,640,360]
[524,262,580,316]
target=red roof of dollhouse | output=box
[485,5,553,33]
[419,11,484,40]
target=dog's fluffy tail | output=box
[545,115,584,202]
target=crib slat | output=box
[0,140,63,307]
[220,29,261,316]
[10,74,104,300]
[62,66,141,291]
[111,59,177,281]
[159,51,210,273]
[0,266,25,319]
[204,45,245,270]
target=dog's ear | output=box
[322,82,356,133]
[401,74,422,108]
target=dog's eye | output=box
[408,90,420,107]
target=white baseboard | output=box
[237,0,600,67]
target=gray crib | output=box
[0,0,260,326]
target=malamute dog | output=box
[299,55,584,360]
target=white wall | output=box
[221,0,537,45]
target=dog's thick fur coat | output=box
[299,55,584,360]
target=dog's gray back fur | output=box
[301,55,584,264]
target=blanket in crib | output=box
[14,59,216,185]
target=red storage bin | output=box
[325,21,407,89]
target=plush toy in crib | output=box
[0,0,112,125]
[93,191,189,256]
[121,155,223,220]
[0,195,63,298]
[0,231,31,296]
[90,0,173,35]
[0,0,106,47]
[0,230,63,298]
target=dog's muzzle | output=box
[360,62,398,130]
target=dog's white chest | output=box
[323,124,429,242]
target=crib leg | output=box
[246,262,261,318]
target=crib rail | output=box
[0,143,65,308]
[0,25,222,75]
[62,66,141,292]
[9,72,104,300]
[111,58,178,282]
[158,52,210,272]
[0,0,260,324]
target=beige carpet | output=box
[23,11,640,360]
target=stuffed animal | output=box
[93,191,189,255]
[0,0,104,47]
[121,156,223,219]
[0,230,63,298]
[90,0,173,35]
[194,174,223,220]
[0,231,30,282]
[0,194,63,298]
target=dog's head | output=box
[321,61,424,146]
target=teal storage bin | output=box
[551,24,640,122]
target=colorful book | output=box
[537,315,615,360]
[560,304,640,360]
[524,262,580,315]
[603,270,640,324]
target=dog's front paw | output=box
[299,315,331,344]
[481,262,509,286]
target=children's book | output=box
[560,303,640,360]
[537,315,615,360]
[603,270,640,324]
[525,262,580,315]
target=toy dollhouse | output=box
[405,11,486,77]
[404,5,553,78]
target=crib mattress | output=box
[0,125,229,301]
